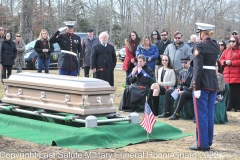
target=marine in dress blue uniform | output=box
[49,21,82,76]
[189,23,220,151]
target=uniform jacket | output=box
[0,39,17,65]
[178,66,193,91]
[136,44,158,71]
[14,40,25,55]
[158,67,176,89]
[164,42,192,72]
[34,39,54,59]
[81,36,99,66]
[49,31,82,70]
[191,38,219,90]
[219,48,240,84]
[155,39,171,65]
[122,39,138,71]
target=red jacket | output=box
[220,48,240,84]
[122,39,137,71]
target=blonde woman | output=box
[34,29,54,73]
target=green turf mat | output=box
[0,112,192,150]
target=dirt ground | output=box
[0,68,240,160]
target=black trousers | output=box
[164,89,192,114]
[2,65,13,79]
[84,66,90,77]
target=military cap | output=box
[63,21,76,28]
[195,23,215,33]
[87,28,94,32]
[180,56,191,61]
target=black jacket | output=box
[0,40,17,65]
[34,39,54,59]
[155,39,172,65]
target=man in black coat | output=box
[90,32,116,86]
[119,55,153,112]
[81,28,99,77]
[158,56,193,119]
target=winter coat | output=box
[136,44,158,72]
[34,39,54,59]
[220,48,240,84]
[14,40,25,55]
[122,39,138,71]
[0,40,17,65]
[164,42,192,72]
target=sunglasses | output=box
[229,40,236,43]
[152,34,158,36]
[219,44,224,46]
[232,33,238,35]
[16,36,21,37]
[175,37,181,39]
[161,34,167,37]
[0,29,3,31]
[162,59,168,61]
[181,61,187,64]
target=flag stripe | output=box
[140,102,156,133]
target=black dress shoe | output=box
[124,109,135,112]
[168,113,179,120]
[158,112,171,118]
[189,146,210,151]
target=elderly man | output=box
[90,32,116,86]
[81,28,99,77]
[164,31,192,74]
[49,21,82,76]
[14,32,25,73]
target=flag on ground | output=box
[140,102,156,133]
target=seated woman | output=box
[149,55,177,116]
[215,60,225,103]
[119,54,153,112]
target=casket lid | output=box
[4,73,116,93]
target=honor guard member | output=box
[189,23,219,151]
[49,21,82,76]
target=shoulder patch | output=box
[194,50,199,56]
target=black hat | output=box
[181,56,191,61]
[87,28,94,32]
[232,31,238,35]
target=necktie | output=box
[102,43,106,47]
[184,70,188,80]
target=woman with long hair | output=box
[220,35,240,112]
[150,30,160,44]
[0,32,17,79]
[148,55,177,116]
[122,31,141,85]
[136,35,158,72]
[34,29,54,73]
[218,40,227,59]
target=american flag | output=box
[140,102,156,133]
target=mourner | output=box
[14,32,25,73]
[90,31,116,86]
[158,56,193,120]
[189,23,219,151]
[119,54,153,112]
[0,32,17,79]
[34,29,54,73]
[49,21,82,76]
[81,28,99,77]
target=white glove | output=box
[194,90,201,98]
[58,27,67,32]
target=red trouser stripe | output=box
[193,96,200,147]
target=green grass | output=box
[0,68,125,109]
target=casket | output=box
[2,73,116,115]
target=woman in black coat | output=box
[34,29,54,73]
[0,32,17,79]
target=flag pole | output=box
[147,132,149,142]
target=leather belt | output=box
[203,66,215,70]
[61,50,77,57]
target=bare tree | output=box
[20,0,34,44]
